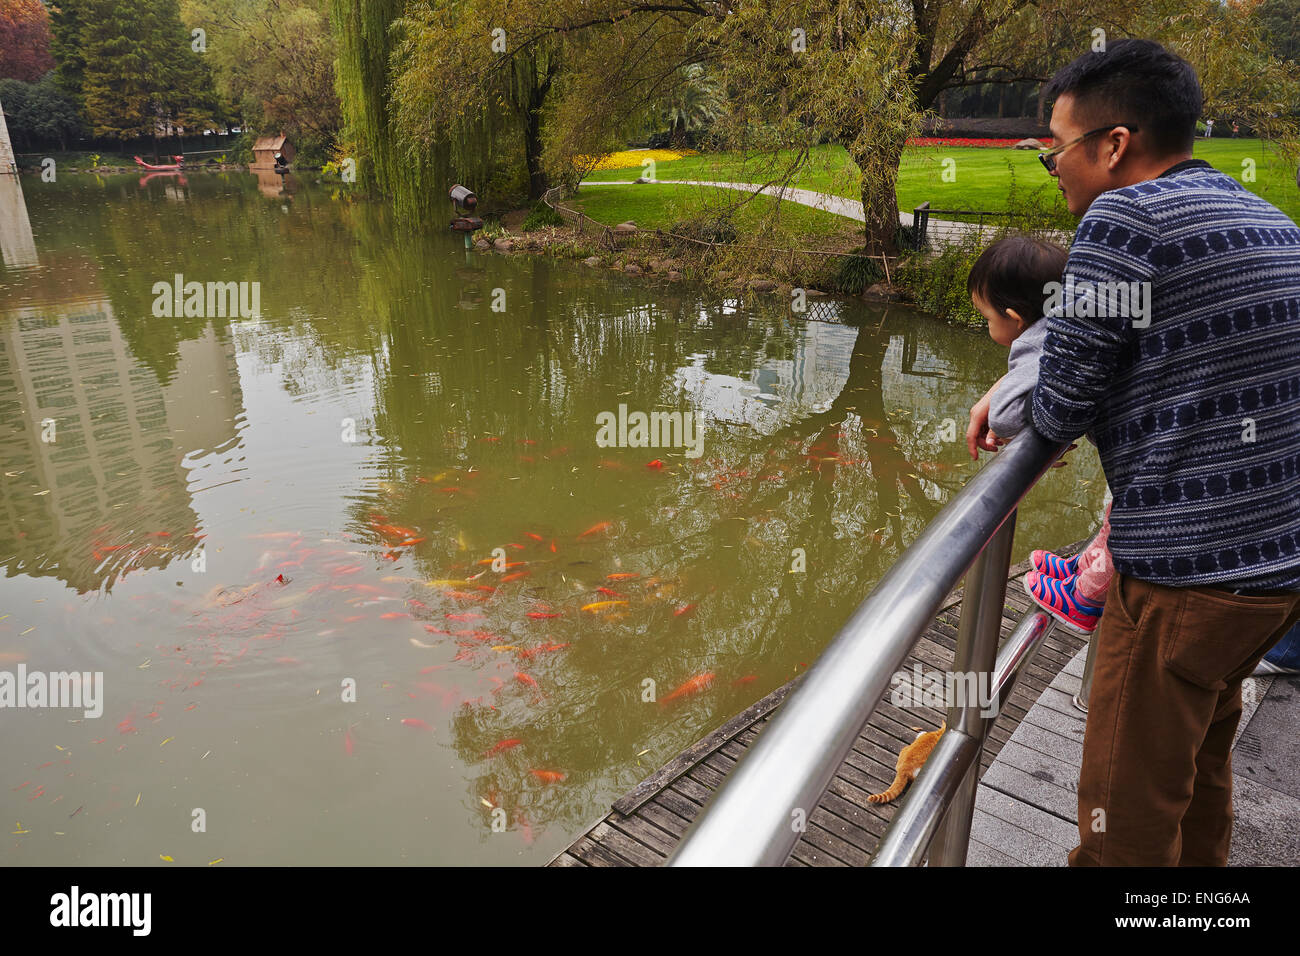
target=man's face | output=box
[1047,93,1132,217]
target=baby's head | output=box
[966,235,1069,347]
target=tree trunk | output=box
[852,131,907,258]
[523,108,548,199]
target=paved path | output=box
[580,178,1015,246]
[968,645,1297,866]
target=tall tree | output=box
[0,0,55,82]
[79,0,218,143]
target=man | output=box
[967,39,1300,865]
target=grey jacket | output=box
[988,319,1049,439]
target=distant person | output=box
[1204,118,1214,137]
[1232,121,1240,138]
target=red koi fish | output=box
[732,675,758,686]
[379,612,410,620]
[507,543,525,550]
[400,718,432,731]
[578,521,614,538]
[518,642,570,659]
[446,613,484,622]
[595,587,624,598]
[660,672,715,705]
[549,540,557,553]
[646,459,664,469]
[482,738,522,758]
[524,533,544,542]
[526,611,562,620]
[529,769,566,784]
[514,672,539,688]
[674,603,697,618]
[606,572,640,581]
[500,571,531,582]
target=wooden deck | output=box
[549,542,1090,867]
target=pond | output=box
[0,171,1105,864]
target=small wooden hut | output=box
[251,134,294,170]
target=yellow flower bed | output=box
[587,149,698,170]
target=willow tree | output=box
[330,0,506,222]
[438,0,1300,254]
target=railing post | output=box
[912,201,930,250]
[927,510,1017,866]
[1073,629,1098,712]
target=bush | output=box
[829,249,885,295]
[893,231,986,326]
[522,199,565,231]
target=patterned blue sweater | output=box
[1031,159,1300,589]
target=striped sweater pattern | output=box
[1031,160,1300,588]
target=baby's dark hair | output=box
[966,235,1069,324]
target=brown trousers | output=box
[1069,573,1300,866]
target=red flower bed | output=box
[905,137,1051,148]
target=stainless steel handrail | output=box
[668,428,1069,867]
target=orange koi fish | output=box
[400,718,432,731]
[526,611,562,620]
[605,573,640,581]
[500,571,531,583]
[529,769,566,784]
[732,675,758,686]
[524,533,544,542]
[514,672,539,688]
[379,612,410,620]
[518,642,570,659]
[674,603,697,618]
[595,587,624,598]
[660,672,715,705]
[445,613,484,622]
[482,738,522,758]
[581,600,629,612]
[578,521,614,538]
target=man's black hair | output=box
[1044,38,1202,157]
[967,235,1069,325]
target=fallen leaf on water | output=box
[160,854,173,862]
[135,793,141,806]
[208,858,223,866]
[160,737,173,747]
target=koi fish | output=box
[482,738,522,758]
[526,611,562,620]
[578,521,614,538]
[429,579,471,587]
[524,533,544,542]
[732,675,758,686]
[344,724,356,756]
[529,769,566,784]
[595,587,624,597]
[446,613,484,622]
[549,540,557,553]
[400,718,432,731]
[661,672,715,705]
[379,612,410,620]
[514,672,539,688]
[674,603,697,618]
[518,642,570,659]
[605,573,640,581]
[500,571,531,582]
[507,543,525,550]
[581,600,629,612]
[646,459,664,469]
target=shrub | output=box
[667,214,737,245]
[893,231,986,326]
[829,249,885,294]
[522,199,565,231]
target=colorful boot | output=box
[1024,570,1103,634]
[1031,549,1080,580]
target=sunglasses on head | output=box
[1039,124,1140,173]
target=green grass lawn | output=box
[568,182,862,237]
[578,138,1300,228]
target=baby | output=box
[966,234,1112,634]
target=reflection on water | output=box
[0,172,1105,864]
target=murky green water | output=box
[0,171,1105,865]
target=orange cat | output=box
[867,721,946,804]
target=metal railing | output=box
[668,427,1071,867]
